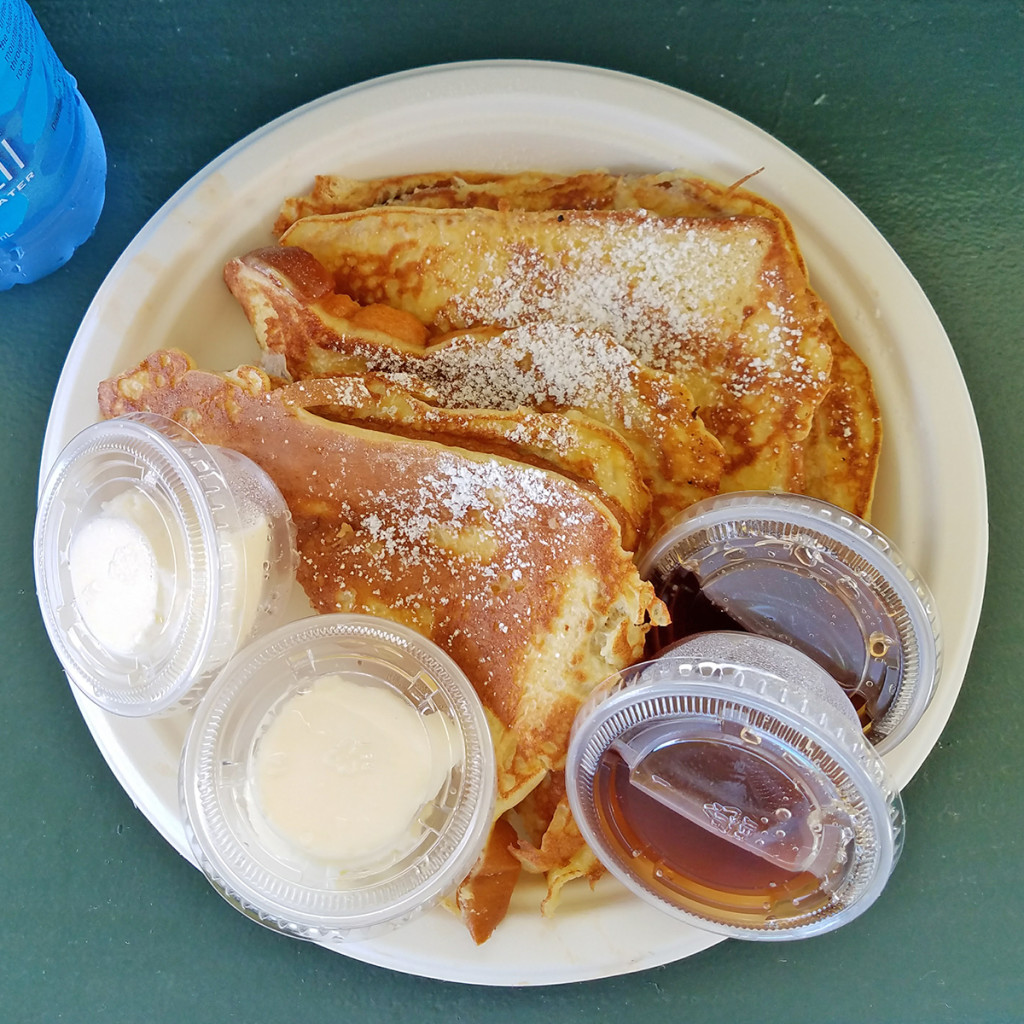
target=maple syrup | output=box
[646,561,903,735]
[565,494,935,936]
[593,742,838,927]
[635,491,941,754]
[566,645,904,938]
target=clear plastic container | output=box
[34,413,297,716]
[566,632,904,940]
[638,491,941,753]
[1,0,106,288]
[180,614,497,943]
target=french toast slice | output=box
[97,350,665,820]
[278,205,833,498]
[275,169,880,517]
[511,769,604,916]
[273,168,803,229]
[621,171,881,518]
[279,371,651,551]
[224,245,725,547]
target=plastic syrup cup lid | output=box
[566,632,904,941]
[637,491,942,753]
[180,614,497,943]
[33,413,297,717]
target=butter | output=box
[254,673,453,864]
[219,512,273,645]
[180,614,496,939]
[36,414,297,717]
[68,488,179,654]
[67,484,271,657]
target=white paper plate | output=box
[38,60,987,986]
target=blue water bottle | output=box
[1,0,106,289]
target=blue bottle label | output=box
[0,0,105,287]
[1,0,78,240]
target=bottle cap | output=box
[566,632,904,940]
[638,491,941,753]
[34,413,297,716]
[180,614,497,942]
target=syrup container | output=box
[637,491,941,753]
[566,632,903,940]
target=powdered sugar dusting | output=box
[302,318,653,424]
[419,323,640,412]
[300,443,599,593]
[442,211,765,374]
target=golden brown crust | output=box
[799,315,882,518]
[224,245,725,546]
[273,170,624,233]
[449,815,523,945]
[279,206,832,496]
[274,168,880,518]
[97,349,664,812]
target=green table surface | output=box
[3,1,1021,1021]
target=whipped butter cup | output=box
[34,413,297,716]
[566,632,904,941]
[638,491,941,753]
[180,614,496,943]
